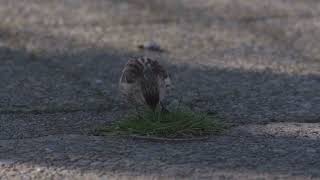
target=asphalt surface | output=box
[0,0,319,179]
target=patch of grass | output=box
[96,108,226,139]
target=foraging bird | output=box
[137,40,164,52]
[119,57,171,112]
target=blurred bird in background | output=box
[119,57,172,113]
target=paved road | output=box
[0,0,319,179]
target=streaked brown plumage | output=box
[119,57,171,111]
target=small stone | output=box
[35,167,44,172]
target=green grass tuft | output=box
[97,108,226,139]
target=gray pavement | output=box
[0,0,319,179]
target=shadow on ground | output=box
[0,36,319,139]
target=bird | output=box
[119,56,171,112]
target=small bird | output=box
[137,40,164,52]
[119,57,171,112]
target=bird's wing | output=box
[119,59,146,105]
[140,58,172,102]
[150,60,168,79]
[154,62,172,90]
[119,58,144,84]
[143,58,171,87]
